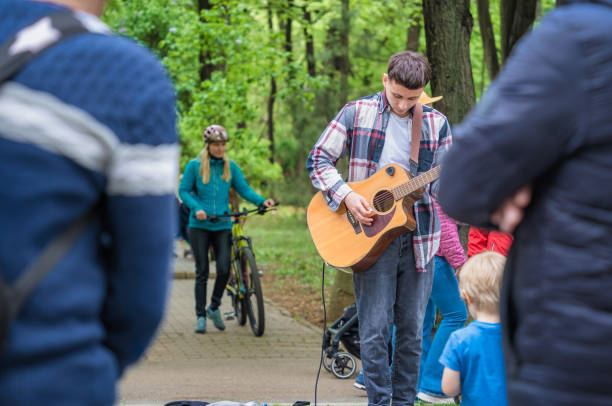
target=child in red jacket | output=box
[467,227,513,258]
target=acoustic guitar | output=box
[307,164,440,272]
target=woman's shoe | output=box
[207,307,226,331]
[195,316,206,334]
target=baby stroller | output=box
[322,303,360,379]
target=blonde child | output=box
[439,252,508,406]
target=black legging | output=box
[188,227,232,316]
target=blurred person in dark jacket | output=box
[438,1,612,405]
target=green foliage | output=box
[103,0,559,202]
[469,0,558,100]
[103,0,201,111]
[103,0,282,188]
[539,0,558,20]
[246,206,336,290]
[349,0,422,97]
[469,0,501,99]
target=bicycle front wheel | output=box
[233,285,248,326]
[241,248,265,336]
[230,260,248,326]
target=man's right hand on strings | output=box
[344,191,374,226]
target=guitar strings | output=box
[371,182,415,207]
[370,169,439,209]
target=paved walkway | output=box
[117,247,366,406]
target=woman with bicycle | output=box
[179,125,275,334]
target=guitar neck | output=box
[392,166,441,199]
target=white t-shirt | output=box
[377,111,412,171]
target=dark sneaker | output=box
[195,316,206,334]
[207,307,226,331]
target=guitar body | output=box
[307,164,421,273]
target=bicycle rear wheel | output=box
[241,248,265,336]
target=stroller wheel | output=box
[323,351,334,372]
[331,352,356,379]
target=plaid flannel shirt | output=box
[306,90,452,271]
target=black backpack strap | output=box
[0,205,98,352]
[0,11,91,84]
[7,206,98,319]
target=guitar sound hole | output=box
[373,190,394,212]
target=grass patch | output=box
[243,205,336,290]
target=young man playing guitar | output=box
[306,51,452,406]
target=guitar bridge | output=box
[346,209,362,235]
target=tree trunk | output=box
[303,5,316,76]
[326,270,355,323]
[267,2,276,161]
[324,0,352,320]
[278,0,294,79]
[405,5,421,51]
[267,77,276,162]
[198,0,215,82]
[476,0,500,80]
[338,0,350,105]
[500,0,537,62]
[423,0,476,125]
[458,224,469,253]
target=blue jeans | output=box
[418,256,468,396]
[356,324,396,383]
[353,233,434,406]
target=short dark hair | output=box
[387,51,431,89]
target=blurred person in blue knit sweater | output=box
[0,0,178,405]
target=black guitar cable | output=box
[314,261,327,406]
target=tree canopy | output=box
[102,0,557,204]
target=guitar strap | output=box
[409,102,423,168]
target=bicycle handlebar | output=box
[208,202,279,223]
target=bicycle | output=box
[208,204,277,337]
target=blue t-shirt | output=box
[439,321,508,406]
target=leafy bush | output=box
[246,206,336,290]
[103,0,282,188]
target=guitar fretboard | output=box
[391,166,441,199]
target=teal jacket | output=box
[179,157,265,231]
